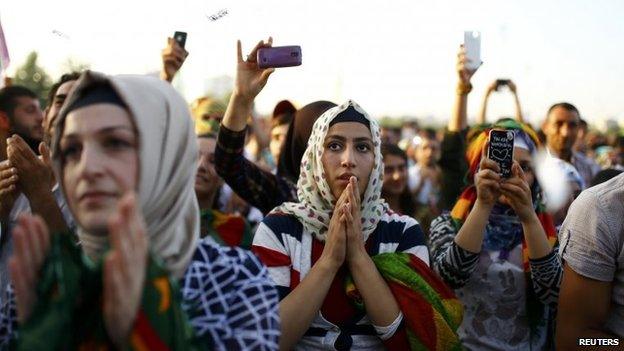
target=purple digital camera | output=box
[257,46,302,68]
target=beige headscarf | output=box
[51,71,199,279]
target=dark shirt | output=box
[215,125,297,215]
[438,129,469,211]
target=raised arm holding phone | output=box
[449,44,480,132]
[222,38,275,132]
[438,44,481,210]
[214,38,291,213]
[160,34,189,83]
[478,79,524,124]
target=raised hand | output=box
[233,38,275,102]
[456,44,481,85]
[0,160,20,219]
[160,37,189,82]
[6,135,54,200]
[500,162,534,222]
[9,214,51,323]
[38,142,52,170]
[222,37,276,132]
[103,192,148,348]
[486,80,499,95]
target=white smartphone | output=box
[463,31,481,70]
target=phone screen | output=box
[463,31,481,70]
[488,129,515,178]
[173,31,187,49]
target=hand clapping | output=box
[103,192,148,347]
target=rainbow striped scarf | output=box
[450,118,557,331]
[346,253,463,351]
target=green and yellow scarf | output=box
[15,233,200,351]
[346,253,464,351]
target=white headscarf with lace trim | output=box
[273,100,388,241]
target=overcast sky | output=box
[2,0,623,126]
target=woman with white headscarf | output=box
[252,100,463,351]
[0,71,279,350]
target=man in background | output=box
[0,86,44,160]
[542,102,599,187]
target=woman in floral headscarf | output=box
[253,100,463,351]
[429,118,562,350]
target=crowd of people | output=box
[0,35,621,350]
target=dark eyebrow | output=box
[354,137,373,143]
[61,126,135,140]
[325,135,346,142]
[54,94,68,102]
[325,135,373,144]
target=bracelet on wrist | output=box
[456,82,473,95]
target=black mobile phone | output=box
[488,129,515,178]
[173,31,187,49]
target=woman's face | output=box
[382,154,408,196]
[60,104,139,235]
[195,137,223,197]
[321,122,375,200]
[415,138,440,167]
[270,123,289,164]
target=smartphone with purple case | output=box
[488,129,515,178]
[257,46,302,68]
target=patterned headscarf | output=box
[273,100,388,242]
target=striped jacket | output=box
[252,210,429,350]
